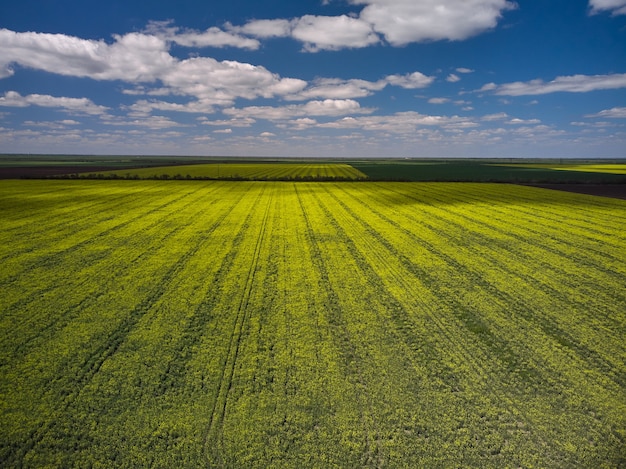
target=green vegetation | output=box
[1,179,625,467]
[86,163,367,180]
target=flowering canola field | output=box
[0,180,625,467]
[90,162,367,179]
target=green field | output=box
[1,180,625,467]
[89,163,367,180]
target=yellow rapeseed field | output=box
[1,180,624,467]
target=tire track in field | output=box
[204,185,274,467]
[3,184,253,370]
[363,183,626,334]
[358,184,626,384]
[315,184,561,463]
[9,234,211,466]
[5,184,246,466]
[0,183,161,269]
[425,183,626,263]
[154,184,264,396]
[294,185,383,468]
[0,182,216,288]
[0,184,222,357]
[0,182,150,237]
[325,184,625,462]
[0,183,221,341]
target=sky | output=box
[0,0,625,158]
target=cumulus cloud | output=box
[226,19,293,38]
[318,111,476,133]
[104,115,184,129]
[446,73,461,83]
[223,99,373,120]
[428,97,450,104]
[456,67,474,73]
[506,118,541,124]
[588,0,626,15]
[286,71,433,100]
[225,1,515,51]
[0,28,307,108]
[159,57,307,104]
[481,73,626,95]
[291,15,380,51]
[481,112,509,121]
[385,71,435,89]
[586,106,626,118]
[199,117,257,127]
[0,28,174,82]
[0,91,109,115]
[286,78,387,100]
[355,0,517,45]
[145,20,260,49]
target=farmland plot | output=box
[85,163,367,180]
[0,180,624,467]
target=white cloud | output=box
[585,106,626,118]
[213,128,233,134]
[223,99,373,120]
[227,19,293,38]
[286,78,386,100]
[481,112,509,121]
[385,71,435,89]
[456,67,474,73]
[291,15,380,51]
[0,91,109,115]
[482,73,626,95]
[282,118,319,130]
[158,57,307,104]
[428,97,450,104]
[589,0,626,15]
[104,115,183,129]
[260,132,276,137]
[446,73,461,83]
[0,28,307,108]
[199,117,257,127]
[355,0,517,45]
[23,119,80,128]
[172,28,260,49]
[145,20,260,49]
[506,118,541,124]
[226,1,515,51]
[0,29,174,82]
[286,72,433,100]
[318,111,475,134]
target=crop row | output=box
[75,163,368,181]
[0,180,624,467]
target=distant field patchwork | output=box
[1,180,625,467]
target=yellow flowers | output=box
[0,179,624,467]
[91,163,368,180]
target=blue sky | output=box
[1,0,625,158]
